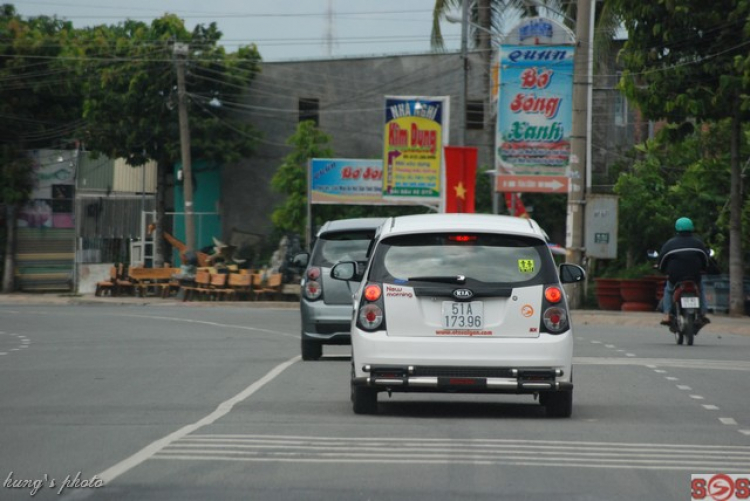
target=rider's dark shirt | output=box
[658,233,709,284]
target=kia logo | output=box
[452,289,474,300]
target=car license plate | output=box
[442,301,483,329]
[681,296,700,308]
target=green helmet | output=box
[675,217,694,233]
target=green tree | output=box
[0,5,82,292]
[74,15,261,265]
[612,0,749,315]
[271,121,334,240]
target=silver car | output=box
[295,218,386,361]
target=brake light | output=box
[364,284,382,301]
[448,235,477,242]
[545,286,563,303]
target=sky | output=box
[14,0,464,62]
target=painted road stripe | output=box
[151,434,750,471]
[720,418,738,425]
[703,405,720,410]
[75,355,300,495]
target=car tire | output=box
[351,365,378,414]
[301,338,322,361]
[543,390,573,418]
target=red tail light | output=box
[364,284,382,301]
[358,283,385,331]
[303,267,322,300]
[545,286,563,303]
[358,304,383,330]
[543,307,568,333]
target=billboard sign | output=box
[496,18,575,193]
[310,158,409,205]
[382,96,448,204]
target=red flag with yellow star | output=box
[444,146,477,213]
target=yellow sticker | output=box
[518,259,535,273]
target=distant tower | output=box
[324,0,335,57]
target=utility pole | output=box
[174,42,195,253]
[566,0,592,308]
[460,0,468,146]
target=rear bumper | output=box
[351,329,573,392]
[300,300,354,343]
[352,365,572,394]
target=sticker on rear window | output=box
[518,259,535,273]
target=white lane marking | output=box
[625,353,636,357]
[575,357,750,372]
[654,370,667,374]
[590,340,602,344]
[703,405,720,410]
[91,356,300,487]
[151,434,750,471]
[720,418,738,425]
[690,395,705,400]
[120,314,298,340]
[666,377,679,381]
[677,385,692,391]
[605,344,615,349]
[740,430,750,436]
[0,353,6,356]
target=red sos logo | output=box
[692,474,750,501]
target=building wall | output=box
[224,50,635,241]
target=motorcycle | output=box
[647,250,709,346]
[666,280,705,345]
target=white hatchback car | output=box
[331,213,585,417]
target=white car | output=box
[331,213,585,417]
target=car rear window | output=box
[310,230,376,267]
[369,232,556,285]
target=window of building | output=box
[299,98,320,126]
[466,99,484,130]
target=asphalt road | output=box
[1,303,749,501]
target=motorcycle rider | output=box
[658,217,710,325]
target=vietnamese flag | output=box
[505,193,530,218]
[444,146,477,213]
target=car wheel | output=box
[301,338,322,361]
[351,366,378,414]
[543,390,573,418]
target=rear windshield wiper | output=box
[407,275,467,284]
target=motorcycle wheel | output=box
[684,316,695,346]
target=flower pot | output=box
[595,278,623,310]
[620,279,657,304]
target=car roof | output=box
[381,213,547,241]
[317,217,387,237]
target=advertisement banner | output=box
[496,44,574,189]
[310,158,396,205]
[382,96,448,203]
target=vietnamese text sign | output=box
[496,45,574,183]
[383,96,447,202]
[311,158,385,205]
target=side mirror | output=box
[291,252,309,269]
[559,263,585,284]
[331,261,361,282]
